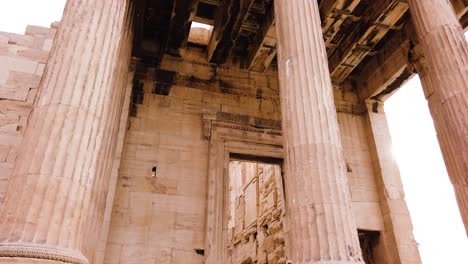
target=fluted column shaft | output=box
[0,0,133,263]
[274,0,363,263]
[407,0,468,234]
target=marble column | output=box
[0,0,133,263]
[407,0,468,234]
[274,0,364,263]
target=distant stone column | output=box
[407,0,468,234]
[0,0,133,263]
[274,0,364,263]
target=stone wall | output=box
[0,24,57,206]
[103,47,392,263]
[103,50,282,263]
[338,112,384,231]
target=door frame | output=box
[202,110,284,264]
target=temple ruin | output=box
[0,0,466,263]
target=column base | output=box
[0,257,68,264]
[0,244,88,264]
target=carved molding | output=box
[203,121,283,264]
[0,243,89,264]
[201,109,282,140]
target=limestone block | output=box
[0,85,28,101]
[262,235,275,254]
[192,230,204,249]
[352,202,385,230]
[17,49,49,64]
[351,187,380,202]
[25,25,56,38]
[244,181,258,227]
[0,133,21,147]
[268,221,282,235]
[0,35,8,44]
[0,146,8,163]
[277,257,286,264]
[267,251,280,264]
[151,247,172,263]
[174,212,204,231]
[172,249,204,264]
[173,230,194,250]
[0,112,19,133]
[273,232,285,245]
[1,33,34,47]
[231,238,257,264]
[102,243,122,264]
[258,250,268,264]
[234,196,246,236]
[261,192,276,213]
[0,61,10,85]
[50,21,60,29]
[0,44,14,57]
[186,86,204,101]
[0,164,13,180]
[42,39,53,51]
[120,243,153,264]
[4,57,38,74]
[28,36,45,51]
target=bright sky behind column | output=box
[0,1,467,263]
[386,75,468,264]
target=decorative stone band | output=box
[0,243,89,264]
[201,109,282,140]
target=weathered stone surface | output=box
[275,0,364,262]
[227,161,286,264]
[0,0,134,263]
[0,26,55,209]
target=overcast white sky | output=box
[0,1,467,263]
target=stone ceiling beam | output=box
[451,0,468,19]
[355,5,468,102]
[207,0,255,64]
[319,0,361,48]
[132,0,175,66]
[167,0,199,56]
[354,22,414,101]
[245,3,276,72]
[328,0,409,84]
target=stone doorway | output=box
[226,159,286,264]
